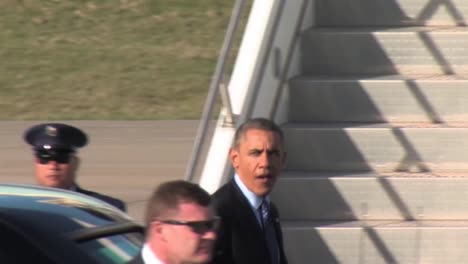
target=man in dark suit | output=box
[24,123,126,211]
[129,180,218,264]
[211,118,288,264]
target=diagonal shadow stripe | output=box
[376,176,416,220]
[362,226,399,264]
[418,0,466,26]
[392,127,431,173]
[417,30,455,75]
[405,79,444,123]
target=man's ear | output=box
[149,221,166,241]
[229,147,239,169]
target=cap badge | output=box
[45,125,58,137]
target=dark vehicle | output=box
[0,184,143,263]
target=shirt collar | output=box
[142,243,166,264]
[234,174,269,210]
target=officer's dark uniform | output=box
[24,123,126,211]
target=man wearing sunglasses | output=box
[24,123,126,211]
[211,118,288,264]
[130,180,218,264]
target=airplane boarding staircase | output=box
[271,0,468,263]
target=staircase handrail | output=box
[184,0,248,182]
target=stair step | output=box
[302,26,468,75]
[316,0,468,26]
[283,123,468,172]
[283,219,468,228]
[280,2,468,263]
[272,172,468,220]
[282,220,468,264]
[290,74,468,123]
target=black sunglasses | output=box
[36,152,72,164]
[157,217,220,234]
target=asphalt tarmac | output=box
[0,120,199,223]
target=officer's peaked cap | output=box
[24,123,88,151]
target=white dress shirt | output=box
[142,243,166,264]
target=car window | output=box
[78,232,143,263]
[0,223,56,263]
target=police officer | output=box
[24,123,126,211]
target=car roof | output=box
[0,184,143,263]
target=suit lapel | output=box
[229,181,264,235]
[227,180,275,263]
[231,181,287,264]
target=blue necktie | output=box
[259,200,279,264]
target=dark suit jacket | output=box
[210,180,288,264]
[76,186,126,211]
[127,253,144,264]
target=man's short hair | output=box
[145,180,211,226]
[232,118,284,149]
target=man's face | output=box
[230,129,286,197]
[155,202,217,264]
[34,152,77,189]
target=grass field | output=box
[0,0,235,120]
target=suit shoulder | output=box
[77,187,126,211]
[212,183,235,205]
[211,183,237,215]
[212,183,230,199]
